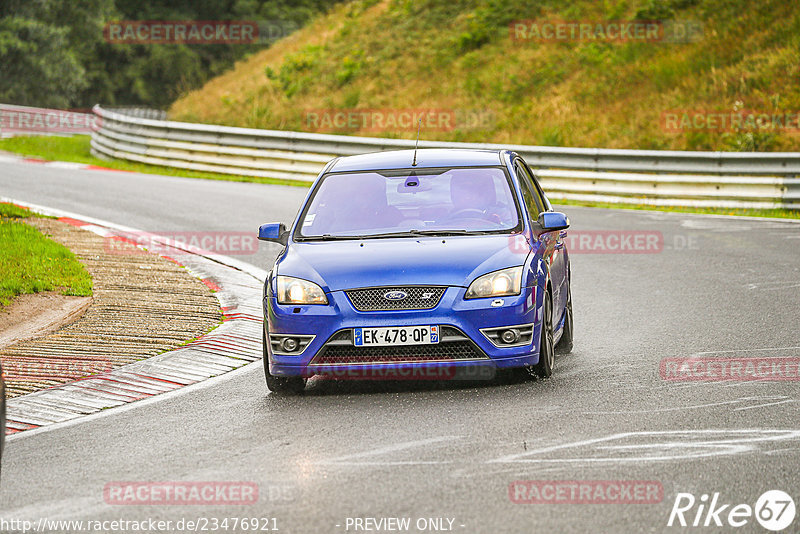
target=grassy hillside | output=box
[170,0,800,151]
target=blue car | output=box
[258,148,573,393]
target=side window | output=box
[527,165,552,212]
[515,161,543,217]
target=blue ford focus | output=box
[258,149,573,393]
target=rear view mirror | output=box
[258,222,288,245]
[536,212,570,233]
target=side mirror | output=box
[258,222,288,245]
[536,211,570,233]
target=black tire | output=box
[263,331,306,394]
[532,292,555,378]
[555,283,573,354]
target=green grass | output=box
[0,135,311,188]
[171,0,800,152]
[0,203,93,306]
[0,202,44,219]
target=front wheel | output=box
[531,293,555,378]
[263,331,306,394]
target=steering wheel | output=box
[448,208,487,219]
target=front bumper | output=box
[265,285,543,378]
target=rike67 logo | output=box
[668,490,795,531]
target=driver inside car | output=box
[449,171,504,224]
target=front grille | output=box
[346,286,446,311]
[309,326,488,365]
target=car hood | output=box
[277,234,529,292]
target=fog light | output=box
[281,338,299,352]
[501,329,519,344]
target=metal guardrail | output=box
[90,105,800,209]
[104,107,167,121]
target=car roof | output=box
[327,149,506,173]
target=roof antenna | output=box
[412,118,421,167]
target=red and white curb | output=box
[2,198,268,435]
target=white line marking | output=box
[764,447,800,455]
[319,461,454,466]
[488,429,800,464]
[583,398,780,415]
[319,436,461,465]
[733,399,797,411]
[692,346,800,356]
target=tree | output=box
[0,17,87,108]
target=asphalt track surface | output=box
[1,161,799,533]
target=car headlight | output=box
[465,266,523,299]
[276,276,328,305]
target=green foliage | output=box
[276,45,324,96]
[605,0,631,20]
[121,45,204,107]
[0,17,87,107]
[635,0,699,19]
[539,127,565,146]
[0,0,345,109]
[635,0,675,20]
[342,89,360,108]
[335,52,363,86]
[454,0,540,53]
[171,0,800,152]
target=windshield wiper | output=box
[356,230,479,239]
[354,231,422,239]
[316,234,365,240]
[307,230,492,241]
[409,229,466,236]
[407,229,493,236]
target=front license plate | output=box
[354,326,439,347]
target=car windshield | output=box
[298,167,520,239]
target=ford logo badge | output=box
[383,290,408,301]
